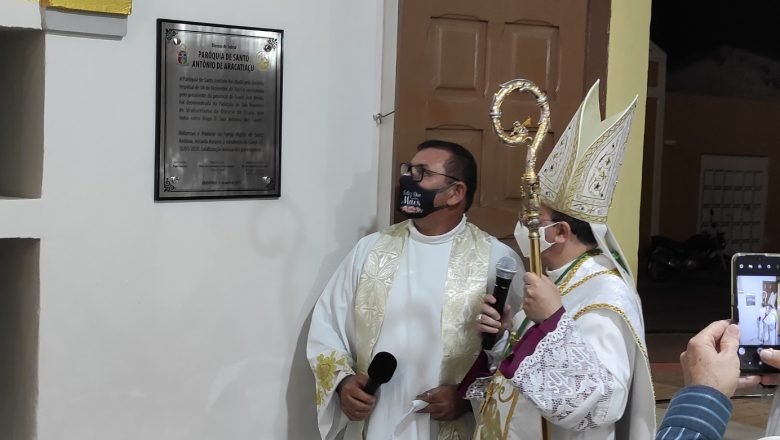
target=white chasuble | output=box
[308,216,523,440]
[469,253,655,440]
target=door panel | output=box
[395,0,610,238]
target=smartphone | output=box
[732,253,780,374]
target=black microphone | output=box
[482,256,519,350]
[363,351,397,395]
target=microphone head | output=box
[367,352,397,384]
[496,256,518,280]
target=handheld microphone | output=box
[363,352,397,395]
[482,256,519,350]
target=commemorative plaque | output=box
[155,19,283,199]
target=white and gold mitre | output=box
[538,80,638,224]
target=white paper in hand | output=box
[393,399,430,437]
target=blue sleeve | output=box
[656,385,732,440]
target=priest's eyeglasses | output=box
[400,163,461,183]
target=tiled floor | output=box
[649,334,773,439]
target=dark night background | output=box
[650,1,780,71]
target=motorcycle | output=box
[646,227,729,284]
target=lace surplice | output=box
[510,313,618,430]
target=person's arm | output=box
[306,241,376,439]
[460,307,564,402]
[508,309,634,431]
[656,385,732,440]
[460,247,525,401]
[659,320,749,439]
[500,272,634,430]
[457,351,491,399]
[498,307,564,377]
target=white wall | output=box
[0,239,39,440]
[0,0,384,438]
[0,0,41,29]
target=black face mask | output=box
[398,175,452,219]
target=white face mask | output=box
[514,221,560,259]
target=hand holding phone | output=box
[681,320,742,397]
[754,348,780,386]
[732,253,780,374]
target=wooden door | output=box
[393,0,611,239]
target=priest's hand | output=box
[477,294,512,334]
[522,272,562,323]
[416,385,469,420]
[337,374,376,421]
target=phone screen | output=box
[733,253,780,373]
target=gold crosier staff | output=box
[489,79,549,277]
[478,80,551,440]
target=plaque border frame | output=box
[154,18,284,201]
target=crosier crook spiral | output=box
[489,79,550,277]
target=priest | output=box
[307,139,524,439]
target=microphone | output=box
[482,256,519,350]
[363,351,397,395]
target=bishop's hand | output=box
[522,272,561,323]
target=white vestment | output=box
[761,307,778,346]
[307,216,523,440]
[467,250,656,440]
